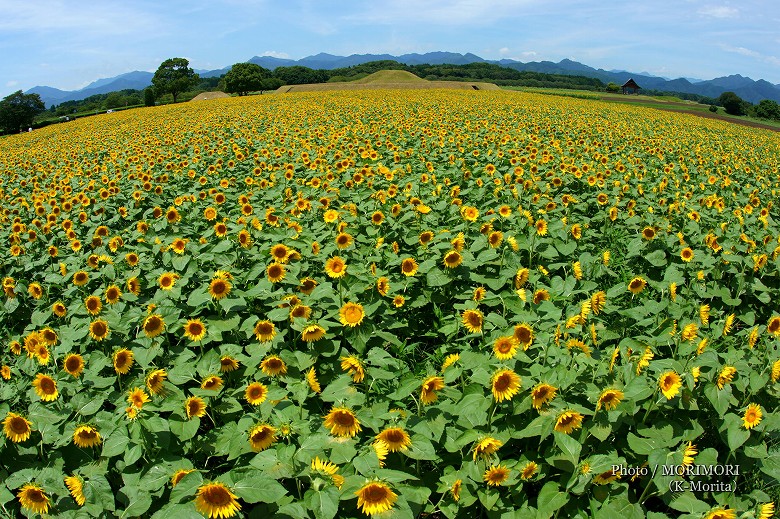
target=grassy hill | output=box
[277,70,499,93]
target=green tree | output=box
[104,92,124,110]
[152,58,199,103]
[606,82,620,93]
[0,90,45,133]
[753,99,780,120]
[273,66,328,85]
[223,63,271,95]
[717,91,747,116]
[144,88,156,107]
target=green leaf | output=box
[554,431,582,465]
[306,486,339,519]
[536,481,568,519]
[704,383,733,416]
[232,473,287,503]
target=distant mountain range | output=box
[26,52,780,107]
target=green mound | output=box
[353,70,427,84]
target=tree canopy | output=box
[223,63,272,95]
[0,90,45,134]
[152,58,199,103]
[717,91,747,116]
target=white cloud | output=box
[261,50,291,59]
[0,1,159,35]
[720,44,780,67]
[6,80,17,87]
[521,51,538,58]
[698,5,739,18]
[499,47,510,55]
[350,0,542,25]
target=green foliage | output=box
[152,58,200,103]
[274,66,329,85]
[752,99,780,121]
[606,82,621,93]
[709,105,718,113]
[0,90,45,134]
[144,88,155,107]
[717,91,748,116]
[224,63,272,95]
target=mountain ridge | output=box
[25,51,780,106]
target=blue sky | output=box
[1,0,779,98]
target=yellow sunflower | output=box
[194,482,241,519]
[32,373,58,401]
[17,484,50,515]
[113,348,134,375]
[3,412,32,443]
[627,277,646,294]
[208,277,232,300]
[248,423,277,452]
[339,302,365,327]
[483,465,511,486]
[355,481,397,516]
[658,371,682,399]
[420,376,445,405]
[491,369,522,402]
[260,355,287,377]
[340,356,365,382]
[400,257,418,277]
[493,335,519,360]
[146,369,167,395]
[324,256,347,278]
[185,396,207,420]
[73,424,102,448]
[472,437,502,461]
[554,410,585,434]
[461,309,483,333]
[376,427,411,452]
[65,475,85,506]
[266,262,286,283]
[531,383,557,410]
[142,314,166,338]
[301,324,326,342]
[245,382,268,405]
[520,461,539,480]
[201,375,223,391]
[323,407,361,437]
[597,388,624,411]
[743,403,762,430]
[183,319,207,342]
[254,320,276,342]
[442,250,462,269]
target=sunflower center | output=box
[189,323,203,335]
[66,357,82,372]
[559,415,574,427]
[10,417,29,434]
[249,387,264,399]
[496,340,513,354]
[93,322,107,336]
[40,378,55,393]
[335,411,355,427]
[204,486,231,506]
[384,430,404,443]
[364,485,389,503]
[252,429,270,441]
[78,429,97,440]
[345,307,362,322]
[494,375,512,391]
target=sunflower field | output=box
[1,89,779,518]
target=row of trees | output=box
[715,91,780,120]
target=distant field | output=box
[1,89,778,518]
[508,86,780,131]
[277,70,500,92]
